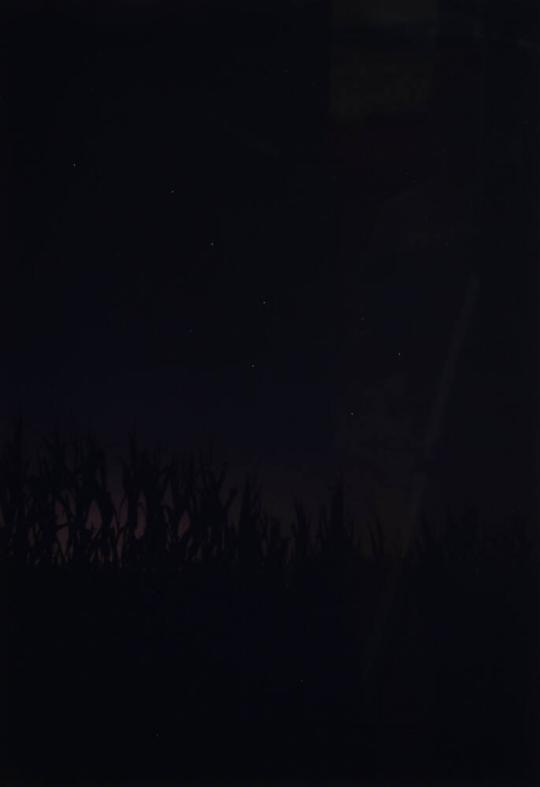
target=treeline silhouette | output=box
[3,420,538,783]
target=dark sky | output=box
[3,2,538,536]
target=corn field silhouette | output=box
[3,419,538,782]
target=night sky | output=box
[3,1,538,540]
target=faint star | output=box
[72,162,77,168]
[170,188,175,194]
[250,363,255,369]
[209,240,215,247]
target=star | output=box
[72,162,77,168]
[169,188,175,194]
[250,363,256,369]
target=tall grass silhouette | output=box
[3,419,538,782]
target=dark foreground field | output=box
[3,428,539,784]
[6,565,539,784]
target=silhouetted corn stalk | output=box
[196,452,238,566]
[90,445,121,567]
[237,473,264,576]
[151,447,240,572]
[262,512,289,583]
[317,478,359,573]
[136,446,171,570]
[0,419,33,563]
[118,431,146,568]
[162,452,192,567]
[292,500,311,565]
[289,499,314,594]
[367,511,386,566]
